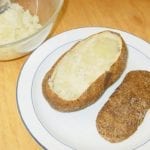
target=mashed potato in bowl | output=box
[0,3,42,45]
[0,0,64,60]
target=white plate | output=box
[17,27,150,150]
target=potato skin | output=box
[42,31,128,112]
[96,71,150,143]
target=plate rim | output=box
[16,26,150,150]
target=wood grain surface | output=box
[0,0,149,149]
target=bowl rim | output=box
[0,0,64,48]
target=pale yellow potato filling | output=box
[48,32,122,100]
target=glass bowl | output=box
[0,0,64,61]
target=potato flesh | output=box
[48,32,122,100]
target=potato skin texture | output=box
[96,71,150,143]
[42,31,128,112]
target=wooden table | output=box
[0,0,150,149]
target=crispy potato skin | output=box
[96,71,150,143]
[42,31,128,112]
